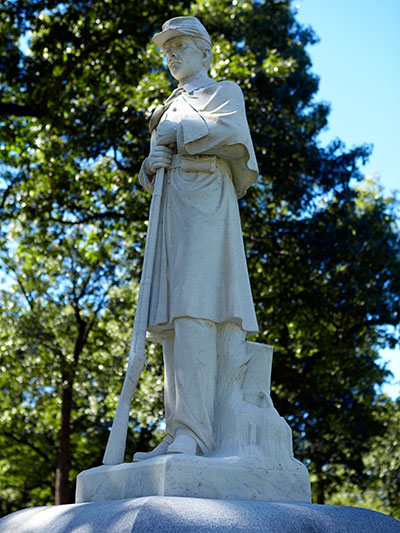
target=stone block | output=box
[76,454,311,504]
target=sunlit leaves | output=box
[328,397,400,519]
[262,49,297,80]
[211,38,257,87]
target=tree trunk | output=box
[55,380,73,505]
[54,311,88,504]
[315,465,326,505]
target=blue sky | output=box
[296,0,400,398]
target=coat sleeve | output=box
[138,158,155,194]
[138,130,159,194]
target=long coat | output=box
[139,77,259,337]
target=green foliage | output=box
[327,396,400,520]
[0,0,399,517]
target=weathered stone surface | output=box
[76,454,311,504]
[1,496,399,533]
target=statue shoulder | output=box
[216,80,243,90]
[213,80,245,104]
[191,80,245,111]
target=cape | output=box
[150,78,259,198]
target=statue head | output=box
[153,17,212,82]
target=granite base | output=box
[1,496,399,533]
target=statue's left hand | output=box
[156,120,177,146]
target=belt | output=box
[170,154,232,176]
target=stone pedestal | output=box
[77,342,312,506]
[76,454,311,503]
[1,496,399,533]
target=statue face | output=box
[164,36,206,83]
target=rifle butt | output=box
[103,354,147,465]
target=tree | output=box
[249,177,400,503]
[328,395,400,520]
[0,0,399,514]
[0,220,165,511]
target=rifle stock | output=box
[103,167,165,465]
[102,353,147,464]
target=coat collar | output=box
[179,75,216,94]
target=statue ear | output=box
[202,47,211,66]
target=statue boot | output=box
[132,435,173,462]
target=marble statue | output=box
[77,16,310,503]
[134,15,259,460]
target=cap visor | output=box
[152,29,186,50]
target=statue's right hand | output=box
[144,145,174,176]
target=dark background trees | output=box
[0,0,399,518]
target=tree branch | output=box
[45,209,126,225]
[12,273,35,311]
[2,429,52,463]
[0,102,45,118]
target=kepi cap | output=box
[153,16,211,50]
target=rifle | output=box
[103,167,165,465]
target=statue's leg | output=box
[168,317,217,455]
[132,329,175,462]
[162,328,176,440]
